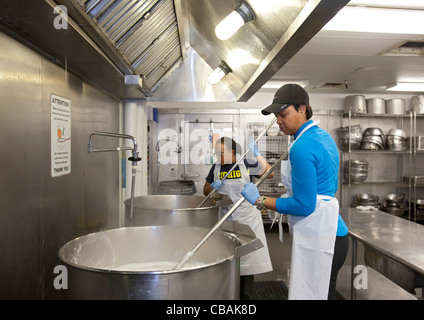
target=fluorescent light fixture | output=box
[348,0,424,10]
[215,1,255,40]
[322,6,424,34]
[386,82,424,92]
[207,61,232,85]
[262,80,309,89]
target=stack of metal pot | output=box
[337,124,362,151]
[386,128,408,151]
[344,159,368,183]
[352,193,380,208]
[361,127,385,150]
[381,193,406,216]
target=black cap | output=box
[261,84,309,115]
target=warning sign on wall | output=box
[51,94,71,177]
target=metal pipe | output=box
[155,139,181,153]
[88,131,137,154]
[197,117,277,208]
[174,149,288,270]
[129,165,137,226]
[88,131,141,225]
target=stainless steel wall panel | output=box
[0,33,44,299]
[0,32,120,299]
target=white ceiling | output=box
[271,0,424,94]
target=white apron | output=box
[214,162,273,275]
[281,121,339,300]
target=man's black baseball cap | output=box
[261,84,309,115]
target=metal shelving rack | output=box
[253,135,291,225]
[340,111,423,222]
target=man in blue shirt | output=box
[242,84,348,300]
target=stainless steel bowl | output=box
[386,144,408,151]
[345,172,368,183]
[363,127,384,137]
[381,206,406,216]
[361,140,383,150]
[337,125,362,139]
[386,135,408,151]
[362,135,384,146]
[345,159,369,168]
[345,167,368,174]
[356,193,378,201]
[340,138,362,151]
[387,128,407,139]
[386,136,407,144]
[355,194,378,205]
[386,193,405,203]
[352,193,379,207]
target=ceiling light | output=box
[215,1,255,40]
[227,49,259,68]
[262,80,309,89]
[348,0,424,10]
[386,82,424,92]
[207,61,232,85]
[322,6,424,34]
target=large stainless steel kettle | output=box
[58,222,262,300]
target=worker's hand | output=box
[211,179,225,190]
[242,183,261,205]
[248,140,260,157]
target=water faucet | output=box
[155,138,181,153]
[88,131,141,226]
[88,131,141,165]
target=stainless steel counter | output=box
[341,208,424,278]
[341,208,424,299]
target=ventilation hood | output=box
[0,0,349,102]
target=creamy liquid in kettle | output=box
[112,260,206,272]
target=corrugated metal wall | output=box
[0,31,120,299]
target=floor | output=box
[249,224,292,300]
[253,223,358,300]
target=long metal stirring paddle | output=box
[197,118,277,208]
[173,150,288,270]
